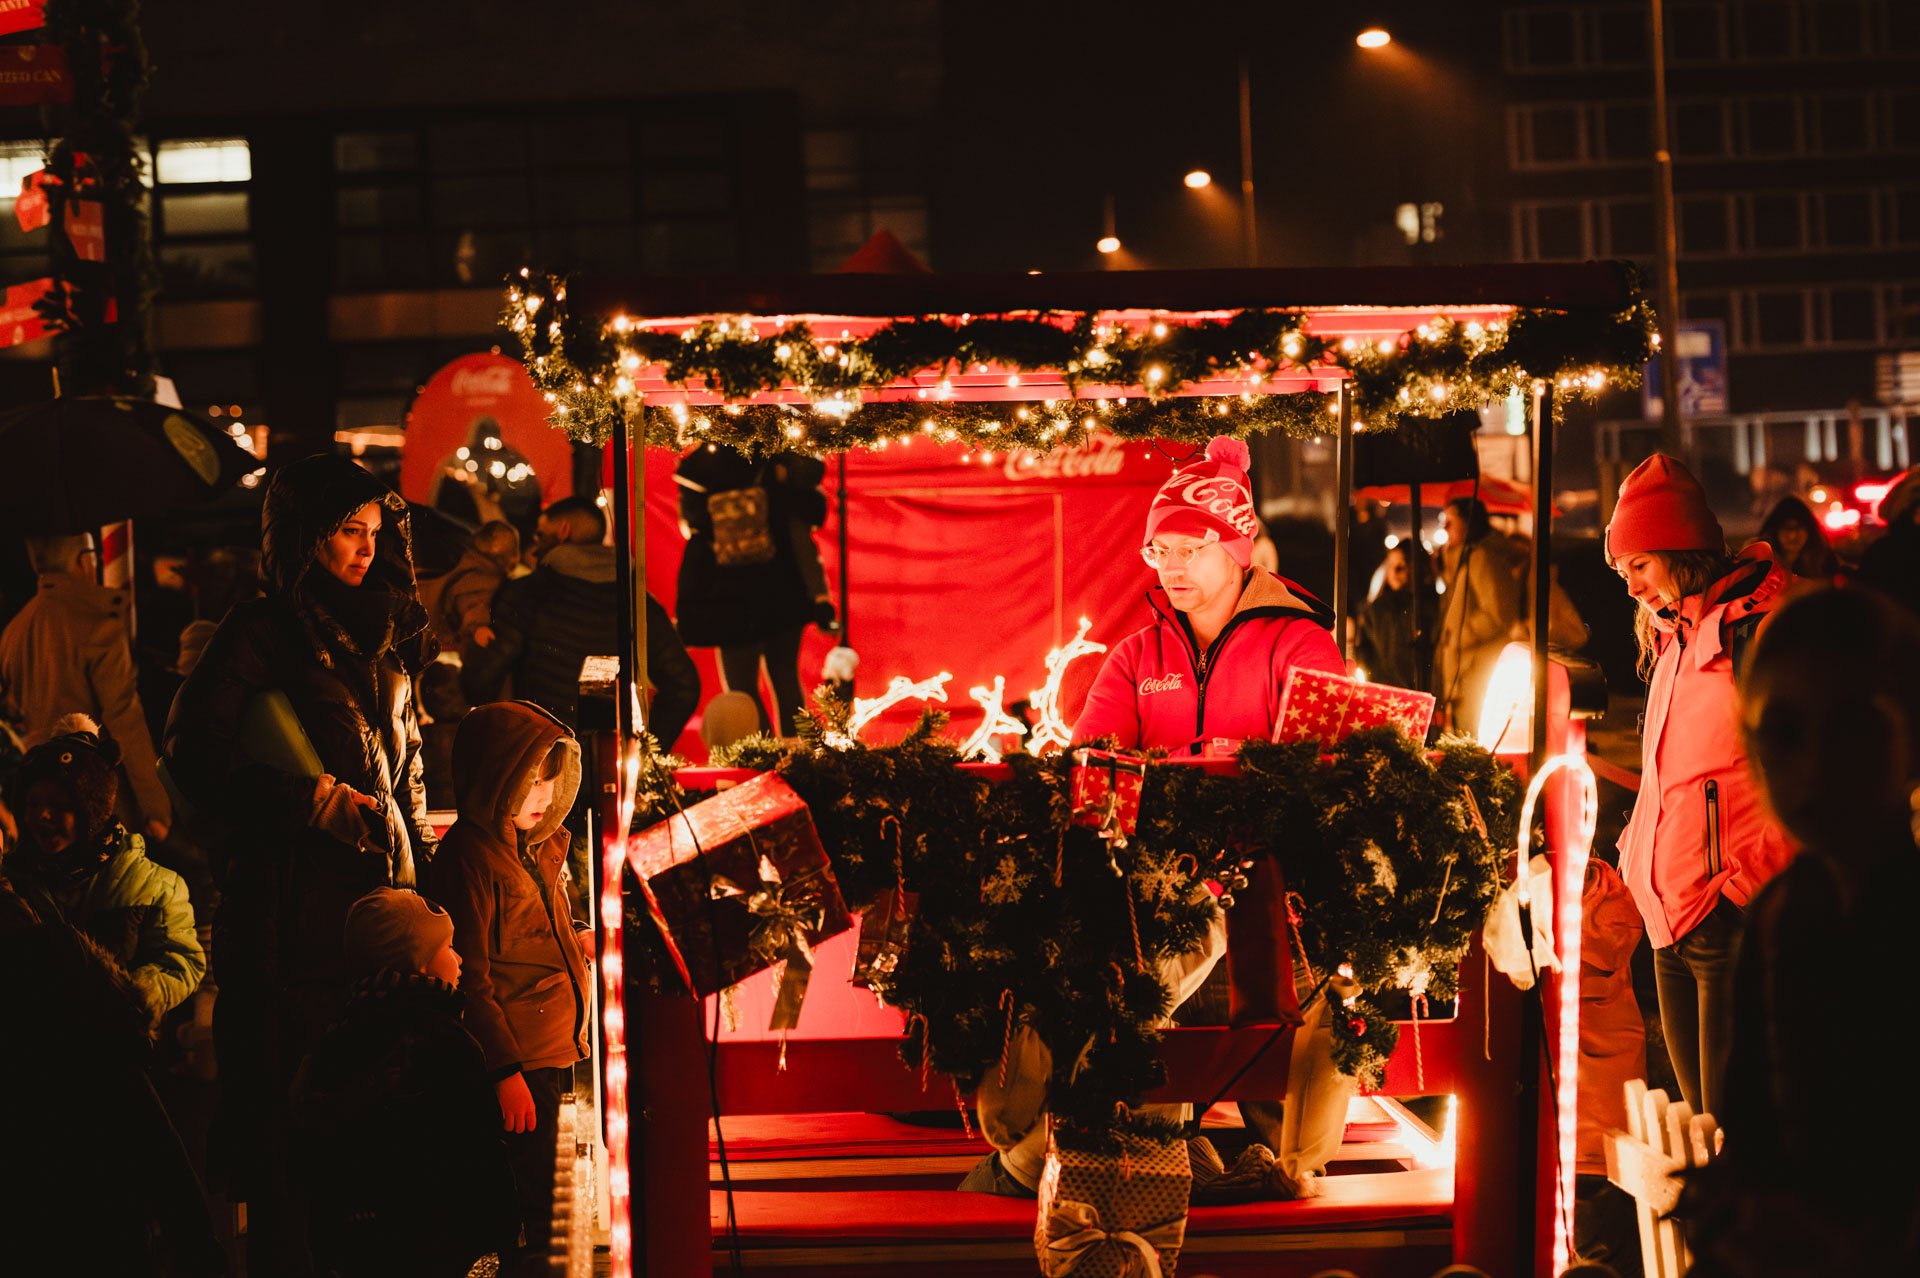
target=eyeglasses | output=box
[1140,537,1217,569]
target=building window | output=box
[1681,195,1735,254]
[153,136,254,297]
[1805,0,1869,55]
[1503,7,1582,71]
[804,127,931,271]
[1508,103,1590,169]
[1823,286,1880,344]
[1886,90,1920,152]
[1512,201,1593,260]
[1891,188,1920,245]
[1602,199,1656,256]
[1818,188,1877,247]
[1890,0,1920,53]
[1734,0,1799,59]
[1746,191,1806,251]
[1816,93,1875,152]
[1751,289,1811,347]
[1668,1,1729,63]
[1673,99,1733,158]
[1598,101,1652,161]
[1742,95,1804,156]
[1590,5,1649,65]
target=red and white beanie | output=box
[1145,436,1259,567]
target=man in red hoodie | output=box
[1074,436,1352,1198]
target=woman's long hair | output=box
[1633,549,1736,679]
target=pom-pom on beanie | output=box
[1604,454,1725,560]
[1144,435,1260,568]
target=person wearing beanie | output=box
[1,713,205,1020]
[1605,453,1794,1120]
[964,437,1347,1204]
[291,886,519,1278]
[425,700,589,1277]
[161,454,439,1273]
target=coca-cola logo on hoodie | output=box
[1164,474,1259,537]
[451,365,516,399]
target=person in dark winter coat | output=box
[673,445,831,736]
[3,714,204,1019]
[1353,542,1432,689]
[0,879,226,1278]
[464,496,699,749]
[291,887,519,1278]
[427,701,591,1276]
[1681,586,1920,1275]
[422,519,519,658]
[163,454,438,1272]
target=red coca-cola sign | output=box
[400,351,572,507]
[0,0,47,39]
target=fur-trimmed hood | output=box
[262,454,432,671]
[450,701,581,846]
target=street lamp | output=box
[1356,27,1392,49]
[1183,168,1212,190]
[1096,235,1121,255]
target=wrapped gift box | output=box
[1070,748,1147,838]
[851,887,918,990]
[1273,667,1435,749]
[1036,1131,1190,1277]
[626,772,851,1011]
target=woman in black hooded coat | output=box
[163,455,437,1273]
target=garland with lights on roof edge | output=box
[503,266,1656,455]
[625,702,1520,1143]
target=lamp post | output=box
[1650,0,1685,457]
[1237,55,1257,267]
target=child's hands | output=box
[497,1072,537,1133]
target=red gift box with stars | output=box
[1273,667,1435,749]
[1070,748,1147,837]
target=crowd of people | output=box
[1,436,1916,1276]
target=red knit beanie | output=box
[1145,436,1259,567]
[1605,454,1725,560]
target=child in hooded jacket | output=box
[427,701,591,1276]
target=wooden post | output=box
[1333,381,1355,663]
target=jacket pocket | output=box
[1702,779,1723,879]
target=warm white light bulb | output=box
[1357,28,1391,49]
[1184,169,1212,189]
[1096,235,1121,254]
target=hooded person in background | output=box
[2,715,204,1021]
[164,454,438,1275]
[1753,494,1839,580]
[426,701,590,1277]
[0,532,172,842]
[421,519,520,658]
[465,496,699,751]
[290,888,519,1278]
[0,880,226,1278]
[1606,455,1794,1120]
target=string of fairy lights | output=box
[502,268,1659,454]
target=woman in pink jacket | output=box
[1606,455,1794,1118]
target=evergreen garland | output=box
[629,710,1519,1142]
[505,268,1655,454]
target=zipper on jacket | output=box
[1190,617,1252,752]
[1703,778,1722,878]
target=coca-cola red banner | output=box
[0,0,46,38]
[641,433,1184,753]
[0,44,69,106]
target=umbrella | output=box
[1353,475,1557,519]
[0,396,258,534]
